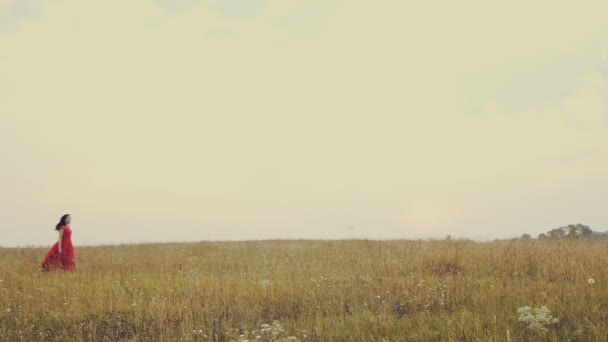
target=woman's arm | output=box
[58,228,64,253]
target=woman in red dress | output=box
[40,214,76,271]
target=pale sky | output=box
[1,0,607,247]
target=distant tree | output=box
[544,223,595,240]
[547,228,566,239]
[578,224,593,238]
[520,233,532,240]
[537,233,548,240]
[567,225,579,239]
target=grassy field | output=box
[1,239,607,341]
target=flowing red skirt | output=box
[40,242,76,271]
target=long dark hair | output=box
[55,214,70,230]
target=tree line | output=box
[520,223,608,240]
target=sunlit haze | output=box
[1,0,607,247]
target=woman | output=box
[40,214,76,271]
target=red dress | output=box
[40,225,76,271]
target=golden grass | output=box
[1,239,607,341]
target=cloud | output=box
[0,0,43,32]
[153,0,265,17]
[275,0,336,37]
[153,0,202,15]
[465,70,608,188]
[466,47,608,116]
[209,0,265,18]
[563,73,608,127]
[490,71,608,129]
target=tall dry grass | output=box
[1,239,607,341]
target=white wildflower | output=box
[517,306,559,333]
[517,306,532,314]
[273,321,284,331]
[260,324,270,329]
[588,277,596,285]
